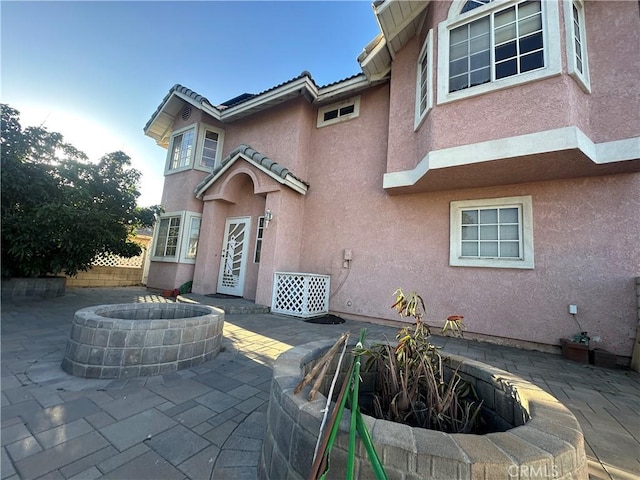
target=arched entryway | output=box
[191,145,309,304]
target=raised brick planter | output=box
[259,339,588,480]
[1,276,66,302]
[61,303,224,379]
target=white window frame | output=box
[195,124,225,171]
[151,212,184,262]
[317,96,361,128]
[437,0,561,105]
[415,29,434,130]
[180,213,202,264]
[166,124,196,173]
[254,216,265,263]
[564,0,590,93]
[450,195,534,269]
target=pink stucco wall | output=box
[146,0,638,357]
[386,0,640,174]
[221,98,313,180]
[584,0,640,143]
[302,133,639,355]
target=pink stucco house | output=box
[143,0,639,360]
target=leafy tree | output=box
[1,104,162,277]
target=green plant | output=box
[356,289,483,433]
[1,104,161,277]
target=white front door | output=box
[217,217,251,296]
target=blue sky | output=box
[1,1,380,206]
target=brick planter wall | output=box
[1,277,66,302]
[61,303,224,379]
[259,339,588,480]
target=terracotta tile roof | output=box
[194,144,309,198]
[144,84,217,132]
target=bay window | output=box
[169,126,195,170]
[153,215,181,258]
[438,0,561,104]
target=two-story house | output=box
[143,0,639,360]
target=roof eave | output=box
[220,76,319,122]
[195,149,309,199]
[144,90,222,146]
[359,0,430,81]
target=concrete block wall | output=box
[66,266,144,287]
[1,277,66,301]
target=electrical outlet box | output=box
[569,304,578,315]
[343,249,352,261]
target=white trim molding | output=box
[564,0,591,93]
[450,195,534,269]
[195,151,309,199]
[415,29,434,130]
[317,96,361,128]
[383,128,640,190]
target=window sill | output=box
[436,67,562,106]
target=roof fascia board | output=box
[195,153,308,198]
[376,1,429,49]
[220,77,319,121]
[144,91,221,139]
[358,35,390,74]
[316,75,373,103]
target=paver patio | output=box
[1,287,639,479]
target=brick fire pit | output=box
[61,303,223,379]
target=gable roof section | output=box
[194,144,309,198]
[145,71,385,146]
[358,0,431,81]
[144,85,220,147]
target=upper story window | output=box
[200,130,219,168]
[415,30,434,129]
[449,1,543,93]
[197,125,224,170]
[169,126,195,170]
[564,0,590,92]
[166,122,225,174]
[437,0,561,104]
[450,195,534,269]
[317,96,361,128]
[461,0,494,14]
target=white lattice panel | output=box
[272,272,330,318]
[92,252,144,269]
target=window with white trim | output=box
[450,196,534,269]
[254,216,264,263]
[168,126,195,170]
[317,97,361,128]
[437,0,561,104]
[415,29,434,129]
[153,215,181,259]
[564,0,590,92]
[197,125,225,170]
[183,215,201,261]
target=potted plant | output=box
[560,309,590,363]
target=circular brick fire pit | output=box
[259,339,588,480]
[61,303,223,379]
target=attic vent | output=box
[181,105,192,120]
